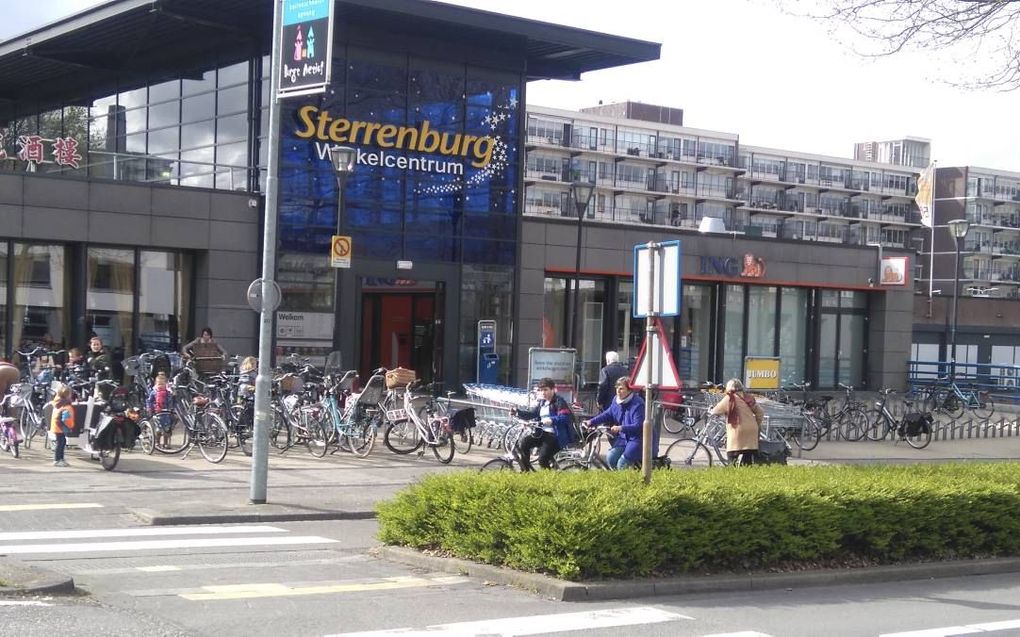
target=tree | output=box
[782,0,1020,90]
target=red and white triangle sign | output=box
[629,318,682,390]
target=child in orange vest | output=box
[50,383,75,467]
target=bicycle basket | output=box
[123,356,141,377]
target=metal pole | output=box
[333,173,348,350]
[250,0,285,505]
[950,240,961,383]
[572,201,582,349]
[642,242,657,486]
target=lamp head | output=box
[698,216,727,234]
[570,181,595,218]
[328,145,356,176]
[948,218,970,240]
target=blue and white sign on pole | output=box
[277,0,335,99]
[633,240,682,317]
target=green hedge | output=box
[376,463,1020,581]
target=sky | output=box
[5,0,1019,170]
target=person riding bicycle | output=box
[512,377,577,471]
[583,377,656,470]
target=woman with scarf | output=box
[710,378,765,466]
[584,377,655,470]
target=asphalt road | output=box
[5,435,1020,636]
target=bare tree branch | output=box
[778,0,1020,90]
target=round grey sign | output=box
[246,278,282,313]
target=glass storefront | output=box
[0,242,192,364]
[544,274,870,390]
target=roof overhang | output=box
[0,0,659,112]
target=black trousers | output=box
[727,450,756,466]
[517,430,560,471]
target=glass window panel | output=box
[350,231,401,256]
[216,141,247,167]
[818,313,838,388]
[820,289,839,307]
[125,132,145,154]
[148,101,179,130]
[148,127,178,156]
[678,284,712,387]
[462,239,513,265]
[615,280,642,366]
[779,288,808,384]
[458,265,513,384]
[218,61,248,87]
[576,279,606,386]
[404,231,456,263]
[182,69,216,96]
[217,84,248,117]
[278,252,335,312]
[88,96,116,148]
[148,79,180,104]
[216,114,247,144]
[747,286,777,357]
[118,86,146,110]
[543,277,568,348]
[138,251,191,352]
[181,92,215,124]
[348,49,407,94]
[181,123,214,150]
[86,247,133,358]
[839,314,866,387]
[11,244,68,358]
[123,105,146,137]
[722,284,745,381]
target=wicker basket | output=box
[384,367,416,389]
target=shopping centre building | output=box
[1,0,1016,390]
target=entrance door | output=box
[359,280,444,384]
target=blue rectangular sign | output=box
[277,0,335,98]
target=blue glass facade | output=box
[278,47,520,264]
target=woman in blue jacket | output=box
[584,377,655,470]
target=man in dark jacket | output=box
[86,336,112,380]
[596,351,628,411]
[513,377,576,471]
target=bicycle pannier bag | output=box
[385,367,416,389]
[901,412,933,437]
[449,407,476,433]
[755,439,789,465]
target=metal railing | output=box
[908,359,1020,401]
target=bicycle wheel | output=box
[661,406,698,436]
[383,419,422,454]
[938,390,965,419]
[138,420,155,455]
[305,419,329,458]
[903,421,933,450]
[864,409,887,441]
[795,414,822,452]
[345,412,378,458]
[972,392,995,420]
[98,443,120,471]
[664,437,712,469]
[20,410,37,450]
[158,414,190,454]
[450,427,473,455]
[430,420,455,464]
[480,457,515,472]
[197,412,229,464]
[839,407,869,442]
[269,407,288,450]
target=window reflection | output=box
[87,248,134,358]
[11,244,67,356]
[138,251,191,352]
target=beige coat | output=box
[711,392,764,452]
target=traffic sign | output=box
[330,235,351,268]
[246,278,282,313]
[629,318,682,390]
[633,240,681,317]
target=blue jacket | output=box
[590,393,657,463]
[518,394,577,448]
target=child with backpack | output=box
[146,372,174,448]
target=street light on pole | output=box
[328,145,356,349]
[569,180,595,352]
[948,218,970,382]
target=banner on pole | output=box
[277,0,335,99]
[915,162,935,228]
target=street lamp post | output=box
[568,181,595,351]
[328,146,356,349]
[948,218,970,382]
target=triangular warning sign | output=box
[629,318,682,390]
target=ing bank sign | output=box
[293,98,516,195]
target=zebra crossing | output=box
[0,523,338,555]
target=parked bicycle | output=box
[922,376,994,420]
[382,377,454,464]
[865,388,934,449]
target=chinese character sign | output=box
[16,135,45,164]
[6,134,83,169]
[52,137,83,169]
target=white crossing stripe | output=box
[0,525,287,542]
[0,503,103,512]
[0,600,55,606]
[703,633,774,637]
[326,606,692,637]
[880,618,1020,636]
[180,575,471,601]
[3,535,338,555]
